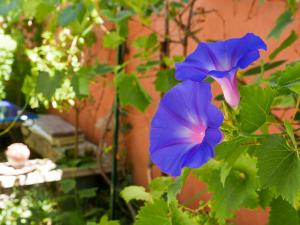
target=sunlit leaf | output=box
[120,186,152,203]
[134,199,171,225]
[103,31,125,49]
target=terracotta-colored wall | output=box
[55,1,300,224]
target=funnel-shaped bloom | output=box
[175,33,267,107]
[150,80,223,176]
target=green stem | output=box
[110,13,125,219]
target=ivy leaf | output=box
[116,73,151,112]
[103,32,125,49]
[154,69,179,93]
[149,177,173,200]
[268,197,299,225]
[208,155,258,223]
[256,135,300,203]
[120,186,152,203]
[269,30,298,60]
[134,199,171,225]
[239,85,274,133]
[36,71,64,99]
[58,1,86,27]
[268,10,293,39]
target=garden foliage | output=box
[0,0,300,224]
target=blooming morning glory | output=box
[150,80,223,176]
[175,33,267,107]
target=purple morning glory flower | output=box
[175,33,267,107]
[150,80,223,176]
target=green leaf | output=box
[120,186,152,203]
[133,33,157,50]
[239,85,274,133]
[97,215,120,225]
[36,71,64,99]
[149,177,173,200]
[58,1,86,27]
[167,168,190,204]
[268,10,293,39]
[22,0,40,18]
[134,199,171,225]
[256,135,300,203]
[101,9,134,23]
[215,137,250,185]
[258,189,274,208]
[136,60,160,72]
[103,31,125,49]
[0,0,19,15]
[209,155,258,223]
[277,62,300,95]
[242,60,286,76]
[169,203,197,225]
[35,1,57,22]
[269,30,298,60]
[284,120,297,149]
[278,62,300,86]
[154,69,179,93]
[273,94,295,108]
[268,197,299,225]
[60,179,76,194]
[78,187,98,199]
[93,64,113,75]
[116,73,151,112]
[99,215,120,225]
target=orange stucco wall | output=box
[55,1,300,224]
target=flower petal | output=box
[150,80,223,176]
[214,72,240,108]
[175,33,267,81]
[206,104,224,128]
[204,128,223,146]
[181,142,215,169]
[151,143,194,176]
